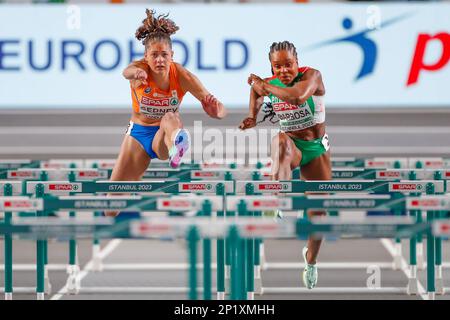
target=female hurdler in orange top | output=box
[107,9,227,216]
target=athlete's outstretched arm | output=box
[238,87,265,130]
[122,61,149,88]
[249,69,324,106]
[176,63,227,119]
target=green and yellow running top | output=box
[267,67,325,133]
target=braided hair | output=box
[135,9,179,49]
[268,41,298,61]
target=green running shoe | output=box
[302,246,318,289]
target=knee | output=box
[161,112,180,125]
[273,135,292,161]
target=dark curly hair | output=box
[135,9,179,49]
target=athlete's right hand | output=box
[248,74,269,97]
[134,68,148,85]
[239,117,257,130]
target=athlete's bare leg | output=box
[300,151,332,264]
[152,111,184,160]
[106,112,186,217]
[105,135,151,217]
[270,132,301,179]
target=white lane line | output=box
[49,239,122,301]
[379,239,427,300]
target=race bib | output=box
[274,101,315,132]
[137,90,180,119]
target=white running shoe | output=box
[169,129,190,168]
[302,246,318,289]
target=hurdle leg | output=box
[426,210,435,300]
[254,211,263,296]
[43,240,51,295]
[202,198,212,301]
[416,211,425,270]
[238,237,247,300]
[37,234,45,300]
[66,211,80,295]
[34,184,46,300]
[4,211,13,300]
[224,211,233,295]
[203,237,212,300]
[188,227,199,300]
[246,212,255,300]
[237,204,247,300]
[229,226,240,300]
[216,211,225,300]
[392,210,402,270]
[407,210,418,295]
[435,211,444,295]
[91,211,104,272]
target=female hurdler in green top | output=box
[239,41,332,290]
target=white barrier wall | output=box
[0,4,449,108]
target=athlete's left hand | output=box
[201,94,227,119]
[248,74,269,96]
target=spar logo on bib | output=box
[273,102,298,112]
[141,96,171,107]
[170,97,179,106]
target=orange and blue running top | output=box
[130,61,186,119]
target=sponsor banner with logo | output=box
[227,196,293,211]
[365,158,409,169]
[157,196,223,211]
[407,196,450,210]
[388,181,444,193]
[26,181,82,194]
[235,181,293,193]
[7,170,41,179]
[0,197,43,211]
[178,181,234,193]
[1,4,450,108]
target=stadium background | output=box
[0,1,449,160]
